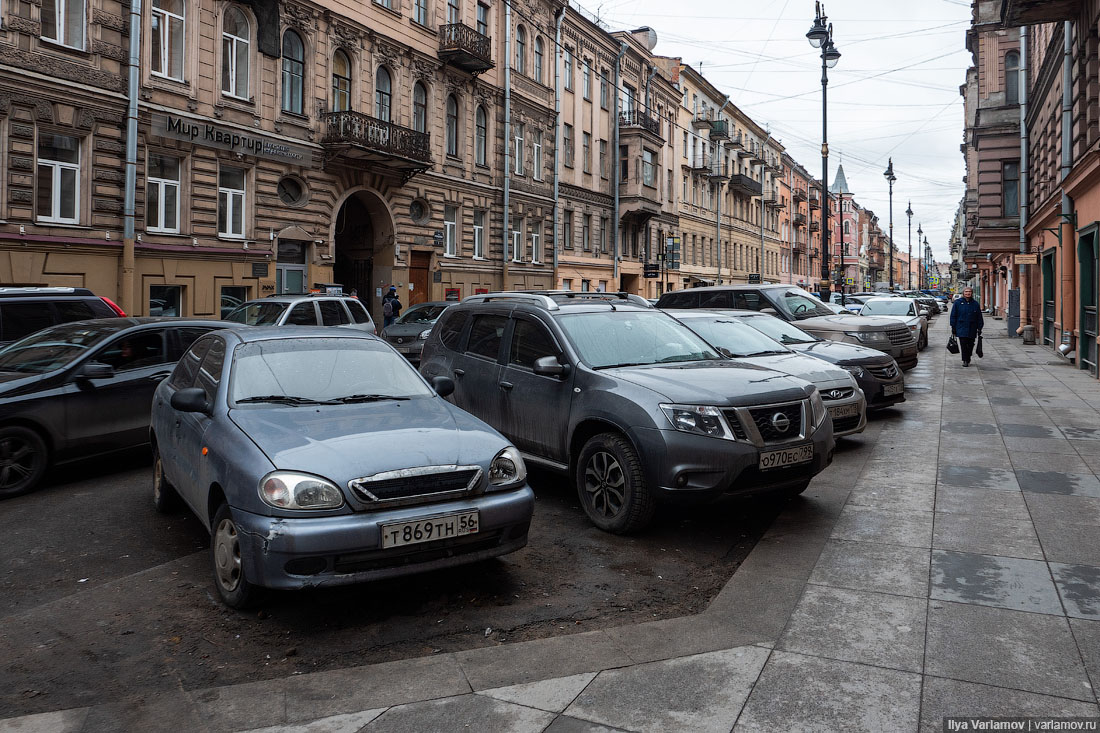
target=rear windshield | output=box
[0,322,124,373]
[861,300,915,316]
[225,302,288,326]
[774,288,835,320]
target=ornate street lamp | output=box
[883,158,896,291]
[917,223,924,288]
[905,202,913,290]
[807,2,840,299]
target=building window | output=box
[473,210,486,258]
[446,94,459,157]
[511,218,522,262]
[375,66,392,122]
[582,132,591,174]
[619,145,628,182]
[475,105,487,165]
[563,210,573,249]
[563,47,573,91]
[150,285,182,318]
[601,217,610,253]
[327,58,355,116]
[533,131,542,181]
[515,25,526,75]
[582,60,591,100]
[217,166,246,238]
[476,2,488,35]
[1005,51,1020,106]
[1003,161,1020,216]
[682,176,687,200]
[146,154,180,233]
[530,223,541,263]
[413,82,428,133]
[534,37,544,84]
[281,30,304,114]
[447,0,460,23]
[563,124,574,168]
[36,134,80,224]
[151,0,184,78]
[514,122,525,175]
[600,139,608,179]
[600,70,608,109]
[582,214,591,251]
[444,205,457,256]
[42,0,84,48]
[642,148,656,187]
[221,7,249,98]
[414,0,427,26]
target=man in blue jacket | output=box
[950,286,984,367]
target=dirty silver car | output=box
[150,327,534,608]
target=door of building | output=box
[409,251,431,306]
[1042,252,1056,346]
[276,240,308,294]
[1079,227,1098,376]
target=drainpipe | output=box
[612,41,626,284]
[551,8,564,277]
[759,133,768,283]
[1019,26,1030,328]
[1059,20,1075,347]
[121,0,143,314]
[502,0,512,285]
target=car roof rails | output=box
[462,292,561,310]
[519,290,654,307]
[0,287,95,297]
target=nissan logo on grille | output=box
[770,412,791,433]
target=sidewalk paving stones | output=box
[846,485,936,513]
[1016,470,1100,497]
[1010,451,1092,473]
[364,695,553,733]
[933,486,1031,520]
[932,513,1044,560]
[809,539,930,598]
[930,550,1063,615]
[478,673,596,713]
[242,709,385,733]
[1050,563,1100,620]
[937,465,1020,492]
[830,505,933,548]
[919,678,1100,733]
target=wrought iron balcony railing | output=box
[438,23,493,73]
[619,109,662,138]
[322,111,432,166]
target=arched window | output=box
[475,105,487,165]
[533,37,544,84]
[332,50,351,112]
[843,220,851,236]
[515,25,526,75]
[1005,51,1020,105]
[281,30,304,114]
[413,82,428,133]
[375,66,392,122]
[446,95,459,157]
[221,7,249,98]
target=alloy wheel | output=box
[583,451,626,518]
[0,435,39,492]
[213,518,242,592]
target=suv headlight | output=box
[660,404,732,439]
[418,328,432,340]
[810,391,827,427]
[845,330,888,344]
[908,324,919,334]
[489,446,526,489]
[260,471,344,510]
[842,364,866,379]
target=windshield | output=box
[225,302,288,326]
[680,317,790,357]
[395,304,449,325]
[557,310,721,368]
[861,300,915,316]
[0,322,124,373]
[774,288,834,320]
[742,315,820,345]
[230,337,434,405]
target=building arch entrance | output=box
[332,188,396,322]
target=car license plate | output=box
[395,346,413,354]
[381,511,479,548]
[829,403,861,420]
[884,383,904,396]
[759,444,814,470]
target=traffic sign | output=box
[845,277,854,286]
[665,236,681,252]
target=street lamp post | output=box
[924,235,931,290]
[916,223,924,289]
[905,202,913,291]
[884,158,896,291]
[807,2,840,300]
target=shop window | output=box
[221,7,249,99]
[37,134,80,224]
[281,30,305,114]
[413,82,427,133]
[41,0,84,48]
[475,105,487,165]
[220,286,248,319]
[150,285,181,317]
[218,166,246,238]
[146,153,180,233]
[151,0,184,79]
[332,50,352,112]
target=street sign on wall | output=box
[748,273,762,284]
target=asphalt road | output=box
[0,415,890,718]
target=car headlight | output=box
[259,471,344,510]
[908,324,919,334]
[418,329,432,340]
[810,390,827,427]
[489,446,526,488]
[842,365,866,379]
[660,404,732,439]
[845,330,888,344]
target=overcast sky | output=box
[587,0,971,262]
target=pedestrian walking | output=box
[949,286,984,367]
[382,285,402,328]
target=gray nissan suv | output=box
[419,292,835,534]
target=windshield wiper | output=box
[235,395,339,405]
[594,362,650,369]
[332,394,411,403]
[742,350,786,357]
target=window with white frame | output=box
[582,132,591,174]
[41,0,84,48]
[475,105,487,165]
[332,50,352,112]
[563,47,573,90]
[642,148,655,187]
[530,223,541,263]
[582,60,591,99]
[281,30,305,114]
[447,0,460,23]
[413,82,428,133]
[146,154,180,233]
[511,218,522,262]
[36,134,80,224]
[473,210,485,258]
[600,70,608,109]
[221,7,249,99]
[514,122,524,175]
[151,0,184,79]
[444,205,458,256]
[514,26,526,75]
[476,2,488,35]
[414,0,427,25]
[532,131,542,181]
[533,37,544,84]
[217,166,246,238]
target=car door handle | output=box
[499,381,513,391]
[454,369,465,377]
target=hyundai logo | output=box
[827,389,844,400]
[771,412,791,433]
[396,337,404,344]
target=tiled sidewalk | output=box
[3,318,1099,733]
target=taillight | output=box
[101,297,126,317]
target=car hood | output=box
[229,398,507,483]
[735,352,852,391]
[382,323,433,340]
[795,315,906,332]
[602,361,812,407]
[788,340,894,365]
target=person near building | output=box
[950,286,984,367]
[382,286,402,328]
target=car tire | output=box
[152,444,180,513]
[575,432,654,534]
[211,503,258,609]
[0,425,48,500]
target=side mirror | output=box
[533,355,569,378]
[431,375,455,398]
[77,361,115,380]
[170,387,209,414]
[716,346,735,359]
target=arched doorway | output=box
[331,188,395,322]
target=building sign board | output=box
[151,113,315,167]
[1014,254,1038,266]
[748,273,762,284]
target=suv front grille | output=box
[867,363,898,380]
[349,466,482,507]
[886,326,912,346]
[747,402,803,443]
[721,410,749,440]
[820,387,855,401]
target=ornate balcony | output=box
[792,188,807,203]
[726,133,744,151]
[619,109,663,141]
[746,145,764,164]
[728,173,762,197]
[322,111,432,174]
[792,211,807,227]
[709,119,729,141]
[691,110,712,130]
[438,23,493,73]
[809,191,821,210]
[809,220,820,232]
[764,190,783,208]
[792,242,804,254]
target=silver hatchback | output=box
[224,294,376,334]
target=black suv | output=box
[419,291,834,534]
[0,287,124,347]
